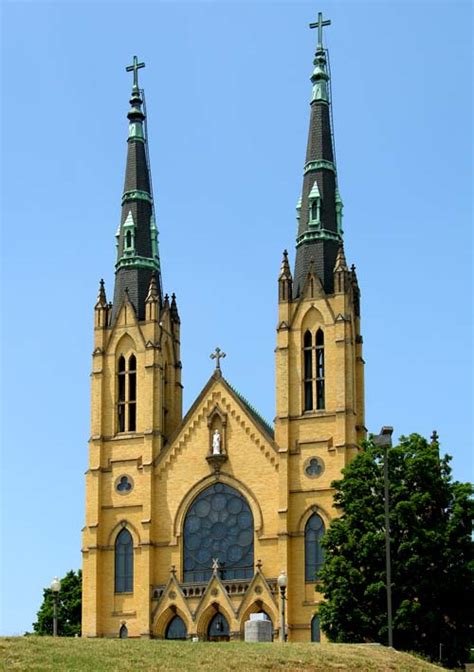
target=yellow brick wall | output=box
[83,271,364,641]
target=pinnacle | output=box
[145,273,158,303]
[95,278,107,308]
[279,249,292,279]
[334,245,348,272]
[170,292,180,322]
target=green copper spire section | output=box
[309,12,331,104]
[112,56,162,322]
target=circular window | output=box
[304,457,324,478]
[183,483,254,582]
[116,475,133,493]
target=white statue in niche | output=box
[212,429,222,455]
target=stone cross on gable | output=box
[210,347,226,372]
[309,11,331,50]
[212,558,219,572]
[126,55,145,90]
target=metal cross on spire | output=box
[210,347,226,371]
[309,11,331,50]
[126,55,145,90]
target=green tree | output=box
[318,434,473,668]
[33,569,82,636]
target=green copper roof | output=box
[225,380,274,439]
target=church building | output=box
[82,14,365,641]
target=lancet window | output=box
[303,329,325,411]
[305,513,325,582]
[115,528,133,593]
[117,354,137,432]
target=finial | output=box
[256,559,263,571]
[126,55,145,92]
[430,430,439,444]
[212,558,219,574]
[170,564,177,576]
[210,347,226,374]
[309,11,331,51]
[95,278,107,308]
[163,293,170,309]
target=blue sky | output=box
[1,1,472,636]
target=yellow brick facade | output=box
[82,253,365,641]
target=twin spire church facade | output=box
[82,15,366,641]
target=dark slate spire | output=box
[293,13,343,297]
[112,56,161,322]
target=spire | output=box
[112,56,162,322]
[293,13,342,298]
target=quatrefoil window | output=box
[116,475,133,493]
[305,457,324,478]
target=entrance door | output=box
[311,615,321,642]
[207,612,230,641]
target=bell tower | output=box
[275,14,366,637]
[82,56,182,638]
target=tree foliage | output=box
[33,569,82,636]
[318,434,473,668]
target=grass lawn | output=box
[0,637,447,671]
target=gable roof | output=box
[164,371,275,454]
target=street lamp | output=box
[50,577,61,637]
[277,570,288,642]
[373,426,394,648]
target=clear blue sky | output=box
[1,1,472,636]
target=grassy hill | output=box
[0,637,448,671]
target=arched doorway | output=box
[119,624,128,639]
[183,483,254,582]
[207,612,230,642]
[165,615,187,640]
[311,615,321,642]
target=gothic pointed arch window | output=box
[183,483,254,582]
[115,528,133,593]
[117,354,137,432]
[302,328,325,411]
[303,330,313,411]
[305,513,325,582]
[315,329,325,409]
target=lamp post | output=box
[50,577,61,637]
[373,426,394,648]
[277,570,288,642]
